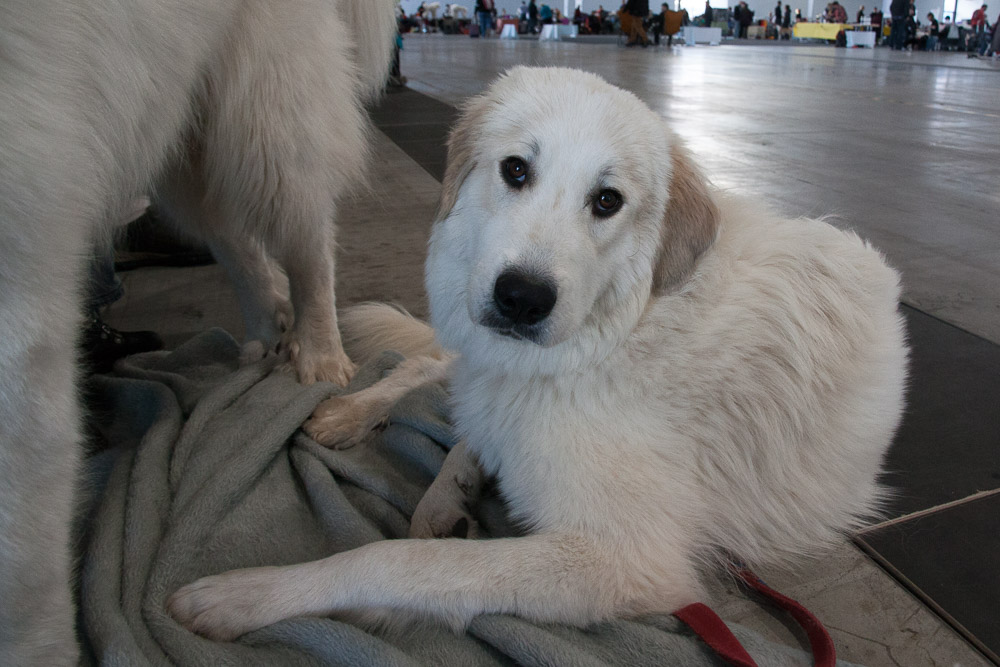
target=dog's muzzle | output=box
[480,269,557,343]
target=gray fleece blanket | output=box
[78,328,840,666]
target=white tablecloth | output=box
[539,24,579,40]
[683,26,722,45]
[845,30,875,47]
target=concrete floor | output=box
[106,37,999,666]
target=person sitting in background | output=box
[922,12,940,49]
[652,2,685,44]
[829,1,847,23]
[539,2,553,24]
[651,3,669,40]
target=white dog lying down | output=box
[169,67,908,640]
[0,1,395,662]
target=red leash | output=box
[673,566,836,667]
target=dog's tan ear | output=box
[652,143,720,293]
[435,95,490,223]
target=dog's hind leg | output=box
[157,162,292,363]
[207,237,293,365]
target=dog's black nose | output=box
[493,271,557,326]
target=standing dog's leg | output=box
[201,5,373,386]
[168,532,702,641]
[0,165,91,666]
[278,230,355,385]
[0,300,83,666]
[304,355,452,449]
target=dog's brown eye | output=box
[593,189,622,217]
[501,157,528,188]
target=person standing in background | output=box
[527,0,538,32]
[870,5,883,42]
[620,0,650,46]
[970,4,989,54]
[476,0,495,37]
[857,5,865,22]
[890,0,908,49]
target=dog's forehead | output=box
[487,68,657,132]
[480,70,664,179]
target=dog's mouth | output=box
[494,327,527,341]
[478,311,547,346]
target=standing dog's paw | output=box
[303,395,387,450]
[167,568,292,642]
[285,334,356,386]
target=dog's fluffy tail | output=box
[339,303,445,366]
[340,0,398,103]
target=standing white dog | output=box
[168,67,908,640]
[0,1,396,663]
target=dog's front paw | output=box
[167,568,292,642]
[303,395,386,449]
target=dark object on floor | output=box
[114,209,215,272]
[80,313,164,373]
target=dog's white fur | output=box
[168,67,908,641]
[0,1,396,662]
